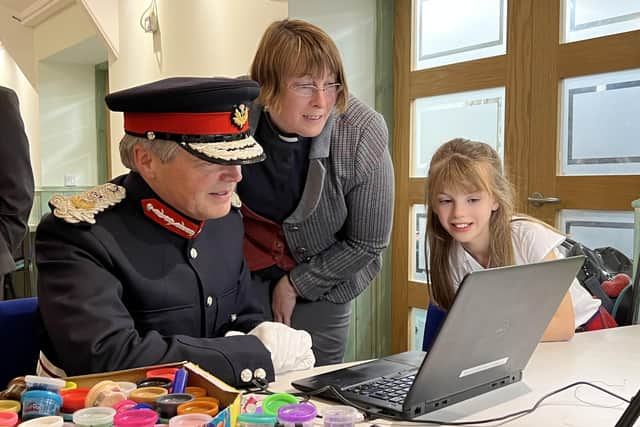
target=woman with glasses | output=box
[237,18,394,366]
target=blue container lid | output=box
[22,390,63,405]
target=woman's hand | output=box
[272,275,298,326]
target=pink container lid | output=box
[0,411,18,427]
[113,400,138,413]
[113,408,158,427]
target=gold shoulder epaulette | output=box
[49,183,126,224]
[231,192,242,209]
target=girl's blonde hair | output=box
[426,138,515,309]
[250,19,348,114]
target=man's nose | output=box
[221,165,242,182]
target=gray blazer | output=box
[249,96,394,303]
[0,86,34,276]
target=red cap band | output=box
[124,111,248,135]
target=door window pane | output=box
[410,307,427,351]
[557,209,635,258]
[413,87,505,177]
[412,204,427,283]
[561,0,640,43]
[559,69,640,176]
[414,0,507,70]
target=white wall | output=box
[39,61,97,186]
[0,45,41,186]
[289,0,377,109]
[34,3,97,62]
[108,0,288,177]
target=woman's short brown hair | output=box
[250,19,348,114]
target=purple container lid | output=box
[277,402,317,423]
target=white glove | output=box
[248,322,315,375]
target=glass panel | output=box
[414,0,507,70]
[411,204,427,282]
[410,307,427,351]
[561,0,640,43]
[413,87,505,177]
[557,209,635,258]
[559,69,640,176]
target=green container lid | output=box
[237,412,277,426]
[261,393,298,416]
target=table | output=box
[272,325,640,426]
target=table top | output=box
[271,325,640,426]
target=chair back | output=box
[0,297,39,388]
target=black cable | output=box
[250,381,630,426]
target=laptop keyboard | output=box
[343,374,415,404]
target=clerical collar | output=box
[264,112,299,143]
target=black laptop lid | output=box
[405,256,585,407]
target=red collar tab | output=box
[141,198,204,239]
[124,110,249,136]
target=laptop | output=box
[292,256,585,419]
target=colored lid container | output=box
[321,405,360,427]
[21,391,62,421]
[277,403,317,426]
[24,377,65,394]
[128,387,167,407]
[0,411,19,427]
[236,413,277,427]
[0,401,21,413]
[113,408,158,427]
[112,400,137,414]
[145,368,178,382]
[135,379,171,391]
[60,388,90,413]
[167,414,212,427]
[261,393,298,416]
[17,415,64,427]
[72,407,116,427]
[155,394,194,419]
[60,382,76,392]
[115,383,137,398]
[183,387,205,398]
[176,397,218,416]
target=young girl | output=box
[426,138,601,342]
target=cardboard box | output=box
[66,361,240,427]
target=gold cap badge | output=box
[231,104,248,130]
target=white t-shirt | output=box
[448,218,601,328]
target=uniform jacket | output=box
[36,172,274,387]
[0,86,34,276]
[244,96,394,303]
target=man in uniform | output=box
[36,77,314,387]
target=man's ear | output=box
[133,144,156,180]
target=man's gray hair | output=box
[119,134,180,171]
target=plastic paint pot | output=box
[60,388,90,413]
[236,413,277,427]
[155,394,194,419]
[0,401,21,413]
[72,407,116,427]
[24,377,65,394]
[17,415,63,427]
[183,387,205,398]
[0,411,18,427]
[113,408,158,427]
[261,393,298,416]
[128,388,167,407]
[21,391,62,420]
[134,379,171,391]
[277,402,317,427]
[175,397,218,417]
[167,414,212,427]
[321,405,360,427]
[144,368,178,382]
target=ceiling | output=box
[0,0,42,14]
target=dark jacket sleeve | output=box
[0,87,35,275]
[36,215,274,387]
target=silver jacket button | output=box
[254,368,267,380]
[230,313,237,322]
[190,248,198,259]
[206,296,213,307]
[240,368,253,383]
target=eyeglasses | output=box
[288,83,342,97]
